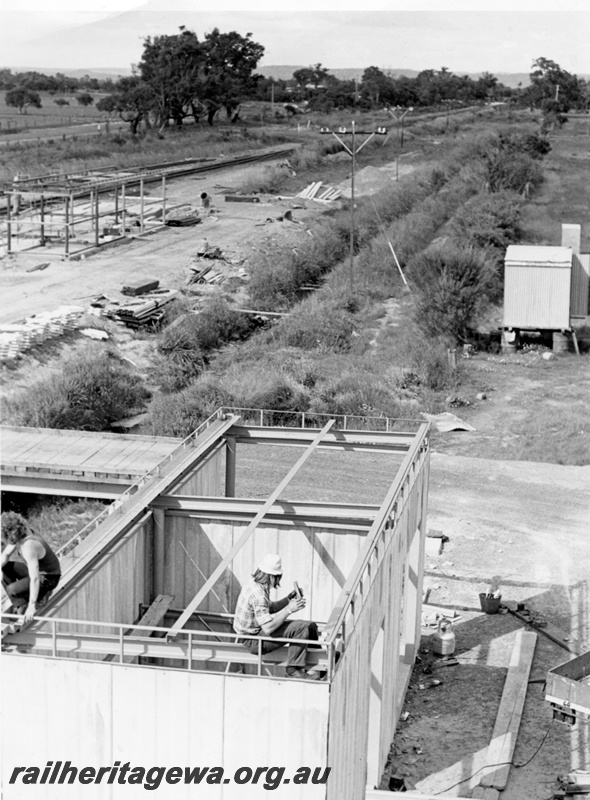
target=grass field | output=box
[519,117,590,250]
[0,91,112,132]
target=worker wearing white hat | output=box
[233,553,322,680]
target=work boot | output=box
[286,667,323,681]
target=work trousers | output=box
[241,620,319,668]
[2,562,60,610]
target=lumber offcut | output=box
[480,629,537,791]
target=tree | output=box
[96,76,152,134]
[76,92,94,107]
[54,98,70,107]
[292,63,330,97]
[361,66,392,107]
[528,57,583,112]
[5,88,41,113]
[138,27,205,129]
[201,28,264,124]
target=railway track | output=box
[0,143,300,213]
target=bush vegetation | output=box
[148,298,254,392]
[406,244,497,343]
[3,350,149,430]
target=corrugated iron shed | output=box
[503,245,572,330]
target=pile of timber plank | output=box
[187,265,225,286]
[296,182,342,202]
[121,278,160,297]
[0,306,84,361]
[111,290,178,329]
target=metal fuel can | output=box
[433,617,456,657]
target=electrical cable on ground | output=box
[433,720,555,794]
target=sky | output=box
[1,0,589,76]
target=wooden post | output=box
[70,192,75,236]
[114,186,119,222]
[140,179,145,234]
[121,183,126,238]
[6,192,12,253]
[40,194,45,245]
[94,190,99,247]
[225,436,236,497]
[162,176,166,221]
[64,197,70,257]
[153,508,166,597]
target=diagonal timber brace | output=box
[166,419,336,641]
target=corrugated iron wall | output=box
[571,254,590,319]
[1,655,330,800]
[503,264,572,329]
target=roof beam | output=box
[167,419,336,640]
[227,424,415,453]
[150,495,377,530]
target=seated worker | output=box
[233,553,322,680]
[1,512,61,623]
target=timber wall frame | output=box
[1,409,430,799]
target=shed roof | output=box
[505,245,572,267]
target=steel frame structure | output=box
[2,408,429,676]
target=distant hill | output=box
[3,66,131,80]
[258,65,537,88]
[4,64,588,91]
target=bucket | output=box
[479,593,501,614]
[552,332,568,353]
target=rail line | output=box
[1,144,300,198]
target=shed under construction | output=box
[1,145,299,260]
[3,167,170,259]
[1,410,430,800]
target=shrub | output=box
[149,321,206,393]
[308,372,411,419]
[192,298,254,353]
[236,164,293,194]
[406,244,496,343]
[217,364,310,421]
[449,191,523,255]
[248,221,348,309]
[3,350,149,430]
[147,366,309,436]
[274,300,356,352]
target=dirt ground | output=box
[2,148,589,799]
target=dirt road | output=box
[0,161,314,326]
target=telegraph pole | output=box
[320,122,387,293]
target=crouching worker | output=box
[1,512,61,623]
[233,553,322,680]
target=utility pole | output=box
[320,123,387,293]
[387,106,413,180]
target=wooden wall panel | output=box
[1,656,114,800]
[171,444,224,497]
[46,516,151,638]
[2,656,329,800]
[222,676,329,800]
[161,518,366,626]
[327,453,429,800]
